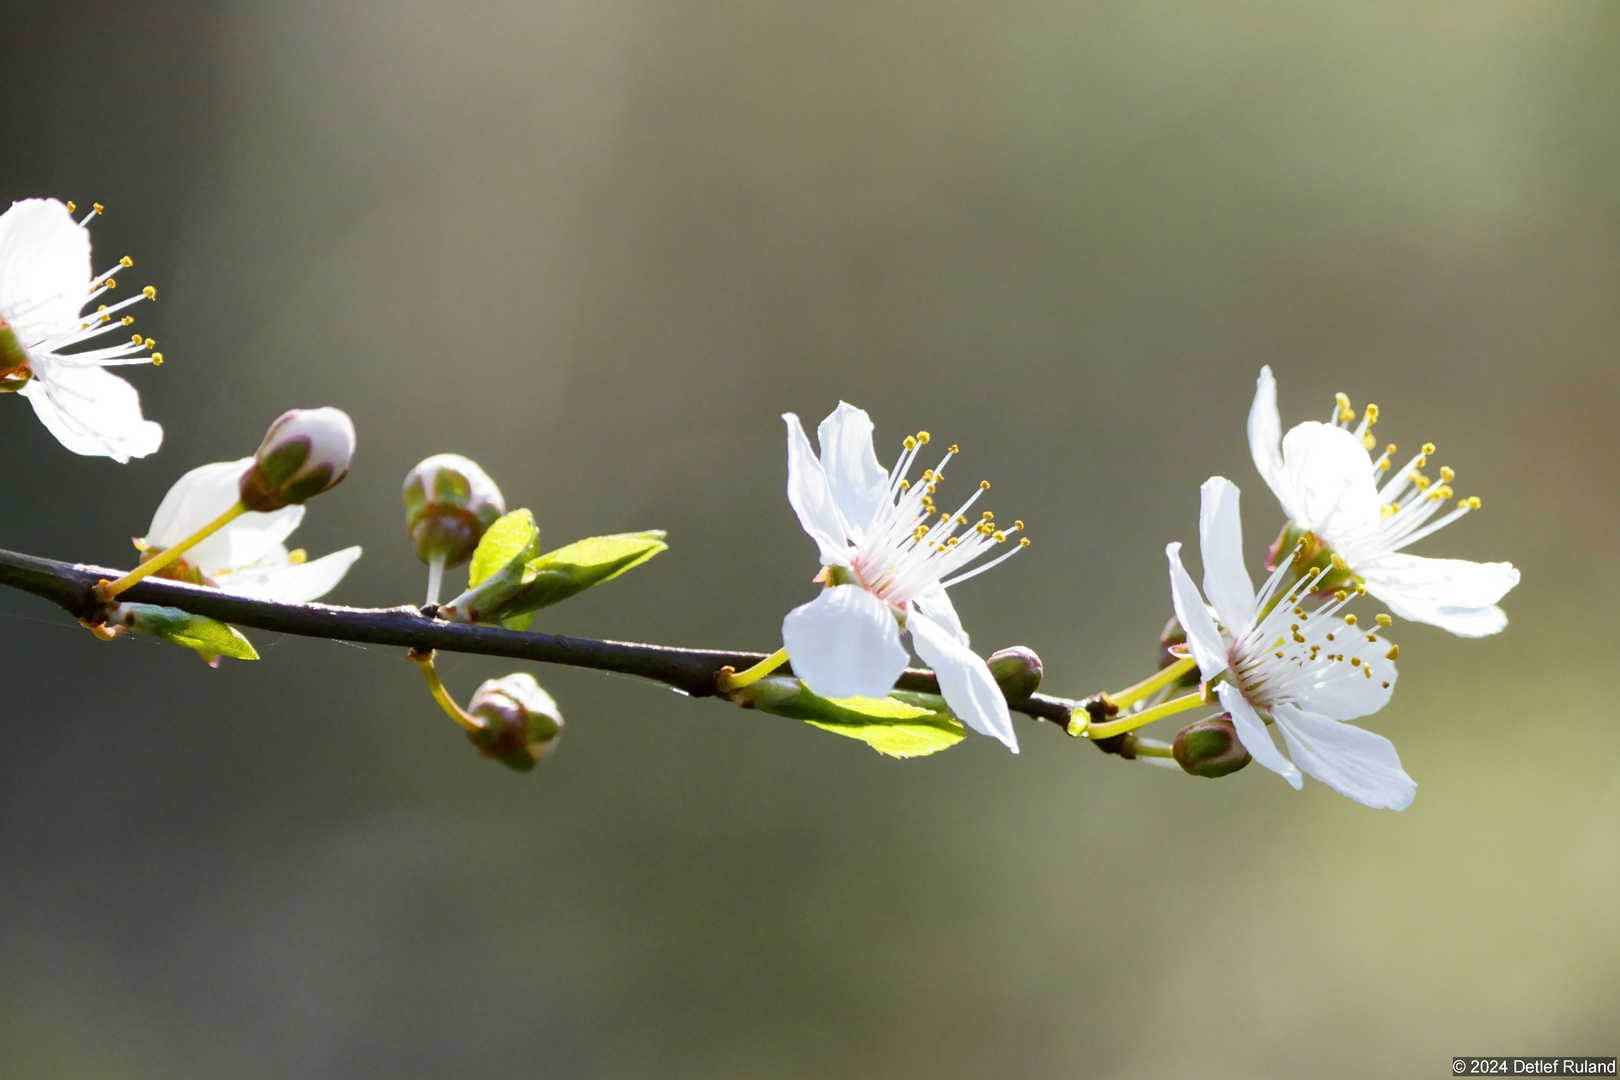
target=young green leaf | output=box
[503,531,669,616]
[725,676,965,758]
[119,604,259,660]
[468,508,540,588]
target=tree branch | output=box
[0,547,1078,726]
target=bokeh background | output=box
[2,2,1616,1076]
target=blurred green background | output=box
[2,2,1615,1076]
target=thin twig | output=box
[0,547,1079,726]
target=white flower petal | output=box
[782,585,908,700]
[1291,627,1397,721]
[816,402,890,541]
[1166,541,1228,679]
[1217,682,1302,789]
[213,545,362,603]
[1272,704,1415,810]
[908,609,1017,753]
[1247,366,1294,518]
[17,360,161,462]
[1198,476,1255,634]
[147,457,305,573]
[1359,553,1519,638]
[910,582,968,646]
[783,412,852,566]
[0,199,90,339]
[1278,422,1381,538]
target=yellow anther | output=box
[1364,403,1379,422]
[982,510,994,520]
[1382,503,1399,517]
[143,337,154,348]
[1013,520,1023,530]
[1422,441,1436,455]
[898,479,910,490]
[904,436,917,451]
[1385,644,1399,661]
[1375,613,1392,627]
[1343,613,1357,626]
[1362,431,1377,450]
[1366,634,1378,643]
[151,353,163,366]
[1290,624,1300,632]
[65,201,76,213]
[97,304,108,311]
[1351,657,1361,667]
[142,286,156,299]
[980,480,990,491]
[1381,680,1390,688]
[917,431,930,444]
[120,255,133,267]
[1355,583,1366,595]
[1386,443,1397,456]
[287,548,307,564]
[131,333,142,344]
[1326,632,1336,642]
[1330,553,1347,570]
[1275,651,1284,659]
[104,278,116,290]
[1018,537,1029,547]
[922,469,934,481]
[948,444,959,454]
[121,316,133,325]
[1335,392,1351,413]
[1333,590,1347,602]
[1439,466,1455,483]
[914,525,928,541]
[1292,632,1306,644]
[92,202,104,214]
[1464,496,1481,509]
[993,530,1006,542]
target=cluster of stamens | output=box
[846,430,1029,607]
[1331,392,1481,554]
[1227,543,1397,710]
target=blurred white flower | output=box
[780,402,1027,752]
[141,458,361,602]
[1168,476,1415,810]
[0,198,162,461]
[1248,366,1518,637]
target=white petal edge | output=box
[1278,422,1381,540]
[908,609,1017,753]
[1247,366,1294,518]
[18,361,161,462]
[783,413,853,566]
[909,582,969,646]
[1272,704,1415,811]
[213,545,362,603]
[816,402,890,542]
[1198,476,1255,634]
[1359,554,1519,638]
[782,585,908,700]
[1217,682,1302,790]
[0,199,90,339]
[1166,541,1228,679]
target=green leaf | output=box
[121,604,259,660]
[726,676,965,758]
[468,508,540,588]
[502,530,668,616]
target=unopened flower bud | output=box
[465,672,563,771]
[239,407,356,512]
[1172,714,1251,778]
[403,453,505,567]
[986,646,1043,703]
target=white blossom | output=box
[143,458,361,602]
[1248,366,1518,637]
[0,198,162,461]
[781,403,1028,752]
[1168,476,1416,810]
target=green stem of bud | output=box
[425,553,446,608]
[715,646,789,692]
[1106,655,1197,710]
[1129,737,1175,759]
[1086,690,1204,741]
[409,648,482,733]
[95,502,247,602]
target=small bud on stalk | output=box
[465,672,564,772]
[403,453,505,567]
[239,407,356,512]
[986,646,1043,703]
[1172,714,1252,778]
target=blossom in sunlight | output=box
[0,198,163,461]
[1248,366,1518,637]
[140,458,362,602]
[780,402,1029,752]
[1167,476,1415,810]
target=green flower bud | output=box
[1172,714,1252,778]
[986,646,1043,702]
[402,453,505,568]
[465,672,563,771]
[239,407,356,512]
